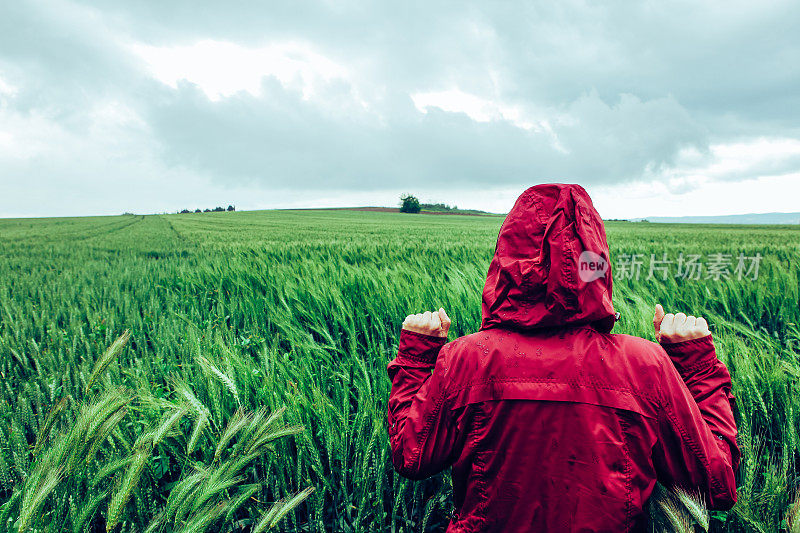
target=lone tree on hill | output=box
[400,194,421,213]
[227,205,235,212]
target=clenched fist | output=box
[653,303,711,344]
[402,308,452,338]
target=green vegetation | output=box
[398,197,497,215]
[0,209,798,532]
[399,195,421,213]
[179,206,235,214]
[418,202,494,216]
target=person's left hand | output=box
[402,308,451,338]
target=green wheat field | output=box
[0,210,798,532]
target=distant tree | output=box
[400,194,421,213]
[203,208,211,212]
[195,209,202,213]
[179,209,191,214]
[227,205,235,212]
[213,206,225,212]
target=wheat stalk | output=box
[787,487,800,533]
[85,330,130,394]
[648,483,709,533]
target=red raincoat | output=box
[387,183,740,532]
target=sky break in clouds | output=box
[0,0,799,218]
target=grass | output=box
[0,209,798,531]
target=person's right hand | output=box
[653,303,711,344]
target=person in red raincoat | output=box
[386,183,740,532]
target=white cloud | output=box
[412,89,534,129]
[590,172,800,220]
[0,96,252,218]
[0,109,63,159]
[586,137,800,218]
[0,75,16,97]
[647,137,800,185]
[411,88,567,152]
[703,138,800,179]
[131,39,350,101]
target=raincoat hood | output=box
[481,183,617,333]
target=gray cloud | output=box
[146,83,706,189]
[71,0,800,130]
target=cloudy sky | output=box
[1,1,799,219]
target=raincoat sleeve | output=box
[653,334,741,510]
[386,328,462,480]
